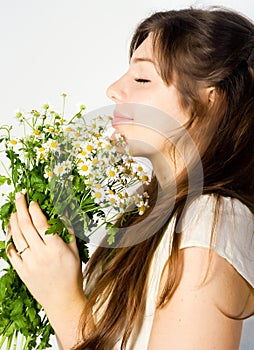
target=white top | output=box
[113,194,254,349]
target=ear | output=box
[207,87,216,106]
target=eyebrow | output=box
[131,57,155,64]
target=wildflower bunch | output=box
[0,97,150,349]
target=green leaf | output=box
[10,299,23,317]
[0,279,7,301]
[107,225,118,245]
[0,175,11,186]
[13,315,27,330]
[30,173,45,189]
[0,202,13,219]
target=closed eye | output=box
[135,78,151,84]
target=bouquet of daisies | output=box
[0,95,150,349]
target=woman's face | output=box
[106,35,189,158]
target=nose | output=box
[106,77,125,103]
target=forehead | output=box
[131,35,154,62]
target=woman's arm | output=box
[6,193,92,349]
[148,247,253,350]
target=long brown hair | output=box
[75,8,254,349]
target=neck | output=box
[149,152,176,189]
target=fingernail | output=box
[29,201,36,206]
[5,244,12,257]
[15,192,22,200]
[6,231,11,241]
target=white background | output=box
[0,1,254,349]
[1,0,254,118]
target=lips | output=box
[112,110,133,127]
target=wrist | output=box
[45,292,87,349]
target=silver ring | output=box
[17,246,29,256]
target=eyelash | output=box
[135,78,151,84]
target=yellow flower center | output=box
[50,141,57,148]
[94,191,102,199]
[57,166,64,173]
[10,140,17,145]
[33,130,40,135]
[139,205,146,213]
[109,170,115,177]
[64,127,73,132]
[141,175,148,182]
[86,145,93,152]
[81,165,88,172]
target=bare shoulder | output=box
[148,247,254,350]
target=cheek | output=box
[163,104,189,125]
[147,87,189,126]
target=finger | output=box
[29,201,79,252]
[9,212,29,252]
[67,233,80,257]
[15,192,45,249]
[6,241,23,272]
[61,215,75,235]
[5,223,12,244]
[28,201,53,240]
[59,215,80,256]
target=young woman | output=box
[6,7,254,350]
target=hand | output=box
[6,192,85,317]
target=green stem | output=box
[22,117,33,130]
[23,335,31,350]
[41,114,47,128]
[23,117,27,140]
[86,214,119,238]
[31,110,41,129]
[0,125,12,133]
[6,332,14,349]
[20,333,25,349]
[12,331,18,350]
[67,112,81,125]
[24,169,31,203]
[0,159,12,179]
[0,334,7,349]
[7,149,17,192]
[62,94,66,120]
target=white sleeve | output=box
[179,195,254,287]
